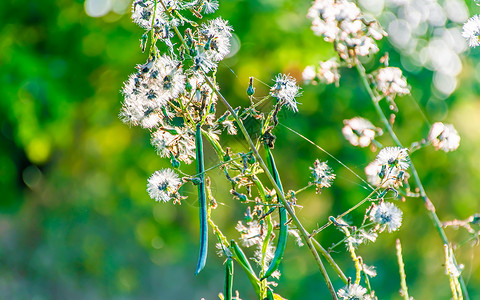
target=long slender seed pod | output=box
[195,124,208,275]
[225,257,234,300]
[230,240,261,297]
[261,146,288,281]
[266,288,275,300]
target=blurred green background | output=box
[1,0,480,299]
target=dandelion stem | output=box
[312,238,348,284]
[355,60,470,300]
[342,227,362,285]
[206,77,338,299]
[158,0,189,51]
[313,186,380,235]
[396,239,411,300]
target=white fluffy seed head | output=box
[462,15,480,48]
[370,202,403,232]
[375,67,410,98]
[342,117,380,148]
[147,169,182,203]
[131,0,166,29]
[376,147,409,171]
[310,159,335,190]
[270,74,301,112]
[428,122,460,152]
[337,284,367,300]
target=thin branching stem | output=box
[396,239,410,300]
[313,186,381,235]
[312,239,348,284]
[355,60,470,300]
[206,77,338,300]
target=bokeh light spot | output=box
[26,136,51,164]
[85,0,112,18]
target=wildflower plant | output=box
[118,0,478,299]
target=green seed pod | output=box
[140,33,148,53]
[230,240,261,297]
[247,77,255,96]
[225,257,233,300]
[244,207,253,222]
[265,288,274,300]
[261,146,288,281]
[185,79,192,92]
[195,124,208,275]
[170,154,180,169]
[205,36,212,51]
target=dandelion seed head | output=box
[140,110,162,128]
[209,17,234,37]
[376,147,410,171]
[288,229,304,247]
[120,74,164,128]
[337,284,367,300]
[362,264,377,278]
[202,0,219,14]
[428,122,460,152]
[131,0,166,29]
[317,59,340,85]
[253,241,275,267]
[310,159,335,190]
[270,74,301,112]
[375,67,410,98]
[222,119,237,135]
[151,129,176,158]
[302,65,316,82]
[236,221,265,247]
[185,75,218,111]
[173,127,196,164]
[365,160,407,188]
[194,50,218,72]
[147,169,182,203]
[370,202,403,232]
[346,229,378,248]
[307,0,384,58]
[366,147,410,187]
[200,18,234,62]
[342,117,381,148]
[462,15,480,48]
[149,55,186,102]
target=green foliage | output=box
[1,0,479,299]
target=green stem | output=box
[312,239,348,284]
[312,186,380,236]
[355,61,469,300]
[206,77,338,300]
[396,239,410,300]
